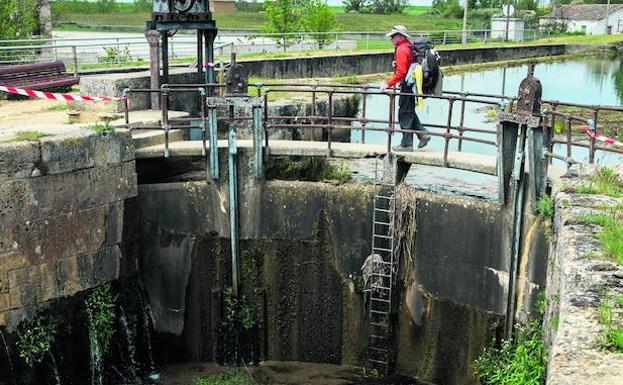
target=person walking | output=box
[379,25,430,151]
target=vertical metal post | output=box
[205,31,216,94]
[72,45,78,77]
[200,88,207,157]
[505,124,527,340]
[458,95,466,151]
[145,30,161,109]
[208,104,219,180]
[161,87,170,158]
[327,91,333,155]
[162,32,170,86]
[387,92,396,154]
[361,87,368,144]
[566,117,572,166]
[197,30,204,85]
[228,123,240,298]
[123,88,130,129]
[263,90,269,149]
[443,99,455,167]
[590,109,598,164]
[253,104,264,179]
[311,85,317,141]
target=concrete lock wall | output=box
[133,149,548,384]
[0,131,138,331]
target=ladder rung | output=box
[368,357,389,364]
[373,234,394,239]
[373,247,392,252]
[370,334,388,339]
[374,208,393,213]
[374,195,395,200]
[370,322,389,328]
[371,297,391,303]
[372,286,391,290]
[369,347,389,353]
[370,310,387,315]
[371,273,391,278]
[374,221,391,226]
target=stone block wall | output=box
[0,130,137,331]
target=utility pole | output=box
[605,0,612,34]
[462,0,469,45]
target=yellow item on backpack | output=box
[412,64,424,110]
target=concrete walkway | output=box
[134,139,498,176]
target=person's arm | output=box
[381,46,410,90]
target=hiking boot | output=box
[417,135,431,149]
[392,145,413,152]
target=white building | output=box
[491,17,525,41]
[540,4,623,35]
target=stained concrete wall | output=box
[0,131,137,331]
[133,150,548,384]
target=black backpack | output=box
[410,37,442,95]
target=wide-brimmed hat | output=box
[386,25,411,39]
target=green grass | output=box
[536,195,555,220]
[191,370,257,385]
[48,104,69,111]
[598,292,623,353]
[54,10,465,32]
[572,167,623,198]
[577,205,623,265]
[13,131,50,141]
[474,318,546,385]
[88,122,116,134]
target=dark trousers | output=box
[398,83,428,147]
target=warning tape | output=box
[583,126,623,148]
[0,85,123,102]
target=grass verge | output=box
[598,292,623,353]
[191,370,257,385]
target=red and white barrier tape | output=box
[0,85,123,102]
[583,126,623,148]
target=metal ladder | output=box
[367,157,398,375]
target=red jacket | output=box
[387,39,413,88]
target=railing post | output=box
[122,88,130,130]
[328,90,334,156]
[208,102,219,180]
[589,109,599,164]
[72,45,78,77]
[199,88,207,157]
[311,84,317,141]
[253,103,264,179]
[387,92,396,154]
[161,86,170,158]
[361,86,368,144]
[458,94,466,152]
[443,98,455,167]
[228,121,240,298]
[263,89,270,149]
[443,31,447,45]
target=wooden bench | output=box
[0,61,79,90]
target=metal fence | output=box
[0,28,554,73]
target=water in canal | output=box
[349,57,623,199]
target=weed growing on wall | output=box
[223,287,256,331]
[88,122,116,134]
[535,195,555,220]
[577,204,623,265]
[86,284,118,356]
[569,167,623,198]
[598,292,623,353]
[474,295,546,385]
[16,302,59,366]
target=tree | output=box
[431,0,464,18]
[362,0,408,14]
[344,0,366,12]
[302,0,338,48]
[0,0,39,40]
[263,0,305,51]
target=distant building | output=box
[490,17,525,41]
[540,4,623,35]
